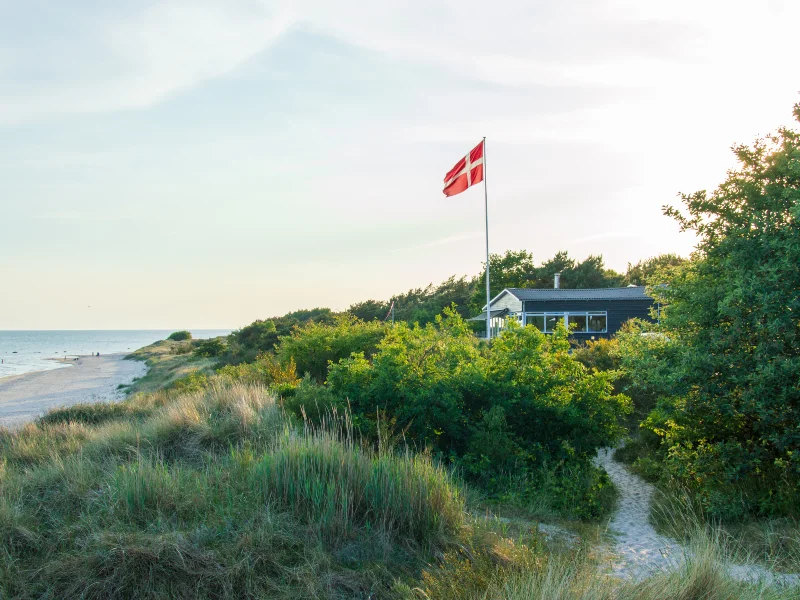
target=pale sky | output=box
[1,0,798,330]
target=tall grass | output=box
[651,486,800,574]
[252,418,463,545]
[412,527,799,600]
[0,380,466,599]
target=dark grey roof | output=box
[467,308,509,321]
[505,286,652,301]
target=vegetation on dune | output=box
[3,379,793,599]
[283,309,630,520]
[275,315,387,383]
[0,381,466,598]
[125,339,218,395]
[216,248,660,368]
[167,330,192,341]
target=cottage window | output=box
[524,311,607,334]
[525,314,545,330]
[545,313,563,332]
[587,312,607,333]
[568,314,587,332]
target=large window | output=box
[525,311,607,334]
[587,312,607,333]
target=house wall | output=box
[521,298,655,338]
[491,292,523,314]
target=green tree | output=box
[391,275,475,325]
[468,250,535,312]
[347,299,389,321]
[527,251,625,289]
[641,103,800,518]
[625,253,688,286]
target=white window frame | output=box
[523,311,608,334]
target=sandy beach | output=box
[0,354,147,429]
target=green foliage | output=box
[225,308,336,363]
[625,253,688,286]
[390,275,476,325]
[193,338,226,358]
[534,251,625,289]
[280,374,340,424]
[327,309,630,517]
[347,299,389,321]
[628,104,800,519]
[170,371,209,394]
[166,330,192,341]
[216,353,299,389]
[469,250,626,313]
[275,315,387,382]
[0,381,470,599]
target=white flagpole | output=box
[483,136,491,340]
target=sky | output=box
[1,0,798,330]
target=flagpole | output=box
[483,136,491,341]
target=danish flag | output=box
[443,140,484,197]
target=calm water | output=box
[0,330,232,379]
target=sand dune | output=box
[0,354,147,429]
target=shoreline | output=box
[0,353,148,429]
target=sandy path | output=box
[595,447,800,586]
[594,448,683,579]
[0,354,147,429]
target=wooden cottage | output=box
[470,280,655,339]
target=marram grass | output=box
[0,381,466,599]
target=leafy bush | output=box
[216,353,299,387]
[327,309,630,516]
[625,104,800,519]
[167,331,192,341]
[275,315,386,382]
[194,338,227,358]
[280,375,339,424]
[226,308,336,364]
[170,371,209,394]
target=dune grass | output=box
[408,527,799,600]
[124,339,217,395]
[0,381,466,599]
[650,487,800,575]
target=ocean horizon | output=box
[0,330,232,379]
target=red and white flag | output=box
[443,140,484,197]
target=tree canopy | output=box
[634,103,800,518]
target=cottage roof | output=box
[502,286,651,302]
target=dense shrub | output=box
[280,374,340,424]
[275,315,386,382]
[194,338,227,358]
[327,309,630,512]
[226,308,336,364]
[167,331,192,341]
[216,353,299,388]
[574,331,661,419]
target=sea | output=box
[0,330,232,379]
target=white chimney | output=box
[554,272,561,289]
